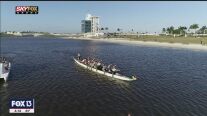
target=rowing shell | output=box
[73,57,136,81]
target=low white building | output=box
[13,32,22,36]
[6,31,13,34]
[83,32,104,37]
[6,31,22,36]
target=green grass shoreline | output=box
[1,33,207,45]
[92,35,207,45]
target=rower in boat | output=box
[77,53,81,60]
[96,61,102,70]
[92,59,96,67]
[81,58,87,64]
[111,65,120,74]
[87,57,91,65]
[102,64,107,72]
[107,64,112,72]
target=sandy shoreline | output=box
[61,37,207,51]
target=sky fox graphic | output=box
[15,6,38,14]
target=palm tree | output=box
[116,28,121,37]
[162,28,166,34]
[105,27,108,31]
[117,28,121,33]
[189,24,199,35]
[166,27,170,34]
[166,26,174,35]
[182,26,187,37]
[169,26,174,34]
[137,32,140,37]
[178,26,187,35]
[105,27,109,38]
[100,28,104,31]
[198,26,207,34]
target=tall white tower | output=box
[90,16,100,33]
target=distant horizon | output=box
[1,1,207,33]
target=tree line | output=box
[100,24,207,36]
[162,24,207,35]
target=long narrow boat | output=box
[73,57,137,81]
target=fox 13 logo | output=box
[9,98,35,113]
[15,6,38,14]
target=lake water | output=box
[1,37,207,116]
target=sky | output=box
[1,1,207,33]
